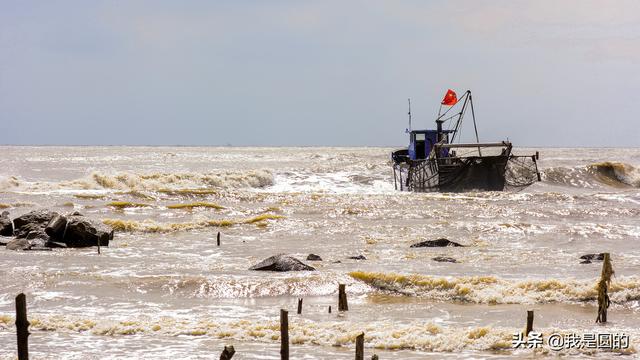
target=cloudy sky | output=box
[1,1,638,146]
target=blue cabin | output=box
[408,130,453,160]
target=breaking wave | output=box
[102,214,285,233]
[543,162,640,188]
[0,170,274,194]
[84,170,274,191]
[349,272,640,305]
[0,314,636,355]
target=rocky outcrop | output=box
[0,211,13,236]
[410,238,464,248]
[306,254,322,261]
[2,210,113,250]
[63,214,112,247]
[249,254,316,271]
[13,210,57,239]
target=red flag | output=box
[441,89,457,106]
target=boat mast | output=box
[469,93,482,156]
[407,98,412,132]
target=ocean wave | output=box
[84,170,274,191]
[102,214,284,233]
[0,314,636,355]
[543,162,640,189]
[0,176,20,190]
[0,170,274,194]
[349,272,640,305]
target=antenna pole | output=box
[407,98,412,132]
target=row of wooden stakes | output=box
[10,253,615,359]
[11,284,375,360]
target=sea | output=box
[0,146,639,359]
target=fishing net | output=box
[505,156,540,188]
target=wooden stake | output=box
[280,309,289,360]
[328,305,331,314]
[297,298,303,315]
[217,232,221,246]
[97,241,101,255]
[219,345,235,360]
[525,310,534,336]
[355,332,364,360]
[15,293,29,360]
[596,253,613,323]
[338,284,348,311]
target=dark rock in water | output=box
[45,214,68,238]
[15,223,49,240]
[249,254,316,271]
[348,255,367,260]
[580,260,592,264]
[306,254,322,261]
[13,210,58,240]
[6,238,31,251]
[0,211,13,236]
[13,210,58,231]
[432,256,457,263]
[63,215,113,247]
[9,210,112,249]
[410,238,464,248]
[332,260,342,264]
[580,253,605,261]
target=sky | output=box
[1,0,639,147]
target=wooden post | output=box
[355,332,364,360]
[297,298,303,315]
[97,241,101,255]
[217,232,221,246]
[525,310,534,336]
[219,345,235,360]
[328,305,331,314]
[596,253,613,323]
[15,293,29,360]
[280,309,289,360]
[338,284,348,311]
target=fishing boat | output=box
[391,90,541,192]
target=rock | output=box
[13,209,58,231]
[0,211,13,236]
[410,238,464,248]
[15,223,49,239]
[432,256,457,263]
[580,260,592,264]
[45,214,68,239]
[6,238,31,251]
[13,210,58,239]
[6,209,113,249]
[306,254,322,261]
[0,237,11,246]
[580,253,605,261]
[63,215,113,247]
[249,254,316,271]
[348,255,367,260]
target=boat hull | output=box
[392,155,510,192]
